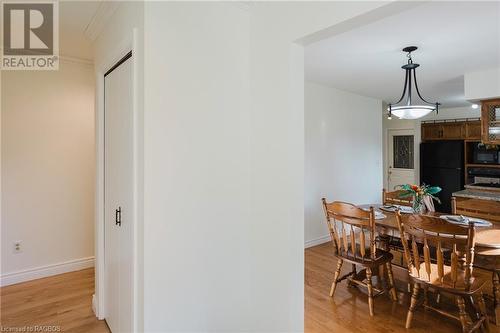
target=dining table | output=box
[359,203,500,326]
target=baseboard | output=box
[305,234,330,248]
[1,256,95,287]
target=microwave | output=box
[473,144,500,164]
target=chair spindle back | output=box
[383,189,413,207]
[322,199,376,260]
[395,212,476,289]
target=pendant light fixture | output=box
[387,46,440,120]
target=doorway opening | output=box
[0,1,101,331]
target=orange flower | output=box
[411,185,419,192]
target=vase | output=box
[412,196,427,214]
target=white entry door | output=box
[104,53,133,333]
[387,129,416,190]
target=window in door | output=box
[393,135,414,169]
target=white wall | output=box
[1,60,95,284]
[420,106,480,121]
[465,67,500,101]
[305,82,382,247]
[143,3,252,331]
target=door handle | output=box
[115,207,122,226]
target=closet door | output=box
[104,53,133,333]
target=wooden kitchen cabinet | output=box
[481,98,500,144]
[441,122,465,139]
[421,123,442,140]
[421,119,480,141]
[465,121,482,140]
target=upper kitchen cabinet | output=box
[440,122,465,139]
[465,121,482,140]
[421,122,442,140]
[421,120,482,141]
[481,98,500,144]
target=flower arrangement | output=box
[397,184,442,213]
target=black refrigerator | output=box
[420,141,464,213]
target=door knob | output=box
[115,207,122,226]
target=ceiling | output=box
[305,1,500,108]
[59,1,102,61]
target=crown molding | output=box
[59,55,94,67]
[84,1,120,42]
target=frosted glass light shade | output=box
[389,105,435,120]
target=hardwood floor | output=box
[305,242,498,333]
[2,249,497,332]
[1,268,109,333]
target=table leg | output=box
[493,271,500,326]
[378,234,391,278]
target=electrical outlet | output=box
[13,241,22,253]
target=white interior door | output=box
[104,53,133,333]
[387,129,416,190]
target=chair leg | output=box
[330,259,343,297]
[366,267,374,316]
[493,271,500,326]
[406,283,420,329]
[385,262,397,302]
[477,292,490,332]
[457,296,469,333]
[466,296,482,332]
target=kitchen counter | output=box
[453,189,500,202]
[465,184,500,191]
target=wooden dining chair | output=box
[381,189,413,260]
[452,196,500,325]
[383,188,413,206]
[321,199,398,316]
[395,212,489,332]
